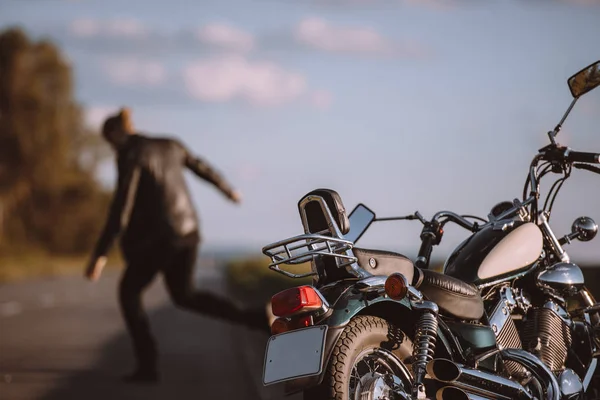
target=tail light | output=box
[271,315,314,335]
[271,285,324,317]
[385,273,409,300]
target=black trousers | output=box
[118,237,255,373]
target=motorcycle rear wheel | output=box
[303,315,413,400]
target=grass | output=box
[225,256,313,308]
[0,250,124,283]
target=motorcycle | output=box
[260,59,600,400]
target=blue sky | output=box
[2,0,600,263]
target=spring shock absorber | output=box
[411,301,439,398]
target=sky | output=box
[2,0,600,264]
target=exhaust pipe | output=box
[436,386,492,400]
[427,359,533,400]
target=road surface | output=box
[0,261,300,400]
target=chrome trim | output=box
[489,287,517,336]
[298,195,371,279]
[537,262,585,296]
[539,212,570,263]
[571,216,598,242]
[410,300,438,314]
[426,358,532,400]
[583,357,598,391]
[262,195,372,280]
[436,386,494,400]
[558,368,583,397]
[407,286,424,302]
[500,348,561,400]
[355,275,387,291]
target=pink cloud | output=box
[183,55,307,107]
[69,17,148,38]
[196,23,255,52]
[102,57,166,86]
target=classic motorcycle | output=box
[260,59,600,400]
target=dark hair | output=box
[102,107,132,139]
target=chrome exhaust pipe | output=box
[426,358,533,400]
[436,386,492,400]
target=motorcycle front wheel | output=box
[303,315,413,400]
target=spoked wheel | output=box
[350,347,412,400]
[303,315,413,400]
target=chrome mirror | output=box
[571,216,598,242]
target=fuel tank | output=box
[443,221,544,286]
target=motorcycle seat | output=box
[354,248,484,321]
[354,248,415,284]
[416,269,484,321]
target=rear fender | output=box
[282,285,455,395]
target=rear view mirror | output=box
[346,204,376,243]
[568,60,600,98]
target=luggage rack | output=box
[262,229,357,278]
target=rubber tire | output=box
[303,315,411,400]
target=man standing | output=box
[85,108,268,383]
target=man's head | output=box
[102,107,135,150]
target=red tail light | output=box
[271,315,314,335]
[271,286,323,317]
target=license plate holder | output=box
[263,325,328,386]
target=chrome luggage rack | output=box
[262,229,357,278]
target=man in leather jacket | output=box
[85,108,268,383]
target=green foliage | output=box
[225,256,312,307]
[0,27,111,255]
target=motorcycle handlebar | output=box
[415,234,434,269]
[574,163,600,175]
[566,150,600,164]
[433,211,479,232]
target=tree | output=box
[0,27,111,254]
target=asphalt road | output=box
[0,262,300,400]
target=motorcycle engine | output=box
[520,302,572,372]
[488,287,528,377]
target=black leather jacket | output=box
[92,133,236,258]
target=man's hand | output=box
[85,256,107,281]
[229,190,243,204]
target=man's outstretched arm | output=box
[85,157,141,280]
[180,143,241,203]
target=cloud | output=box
[69,17,148,38]
[182,55,309,107]
[101,57,167,86]
[402,0,458,9]
[63,18,257,56]
[85,106,120,129]
[292,17,426,57]
[311,90,334,110]
[195,23,255,53]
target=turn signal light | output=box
[385,273,409,300]
[271,286,323,317]
[271,315,314,335]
